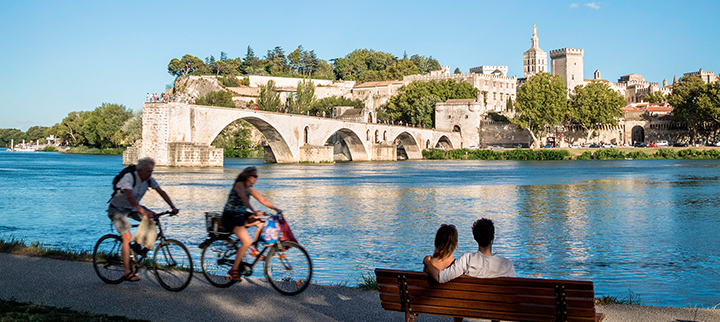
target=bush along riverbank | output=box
[423,148,571,160]
[423,148,720,161]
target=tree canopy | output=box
[45,103,134,148]
[287,79,316,114]
[511,72,568,147]
[258,80,281,111]
[644,91,666,103]
[569,81,626,142]
[382,79,478,127]
[309,96,365,116]
[196,90,235,108]
[168,47,442,82]
[669,74,720,142]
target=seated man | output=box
[107,157,179,282]
[423,218,515,283]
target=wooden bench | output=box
[376,268,605,322]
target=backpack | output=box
[109,165,137,202]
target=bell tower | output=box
[523,24,548,79]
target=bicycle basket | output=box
[205,211,229,236]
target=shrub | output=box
[503,149,537,160]
[240,77,250,86]
[535,149,570,160]
[653,148,677,159]
[468,149,502,160]
[594,148,626,160]
[196,90,235,108]
[701,149,720,159]
[422,149,446,160]
[444,148,468,160]
[677,149,701,159]
[626,150,649,159]
[42,146,58,152]
[576,151,593,160]
[219,75,240,87]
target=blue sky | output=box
[1,0,718,131]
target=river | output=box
[0,150,719,307]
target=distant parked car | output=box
[541,144,553,148]
[468,145,479,150]
[656,140,669,147]
[569,144,580,148]
[648,143,657,148]
[672,142,688,147]
[490,145,504,150]
[601,144,616,148]
[582,143,592,148]
[589,144,601,148]
[634,142,648,148]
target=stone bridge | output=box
[124,103,462,166]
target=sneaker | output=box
[130,243,149,257]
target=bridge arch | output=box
[435,135,453,149]
[211,116,295,163]
[323,127,369,161]
[393,131,422,160]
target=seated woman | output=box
[426,224,458,271]
[221,166,280,282]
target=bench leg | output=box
[453,317,464,322]
[404,311,417,322]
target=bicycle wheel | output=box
[201,238,238,288]
[153,239,193,292]
[93,234,126,284]
[264,241,312,295]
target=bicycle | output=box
[92,210,194,292]
[199,211,312,296]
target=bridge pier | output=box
[299,145,334,163]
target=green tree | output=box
[569,81,626,143]
[258,80,281,111]
[287,79,316,113]
[242,46,262,75]
[196,90,235,108]
[119,110,142,145]
[668,74,710,143]
[409,54,441,74]
[384,79,478,127]
[0,128,26,147]
[380,59,419,80]
[48,111,89,146]
[212,119,255,157]
[167,54,204,77]
[454,68,461,74]
[644,91,666,103]
[310,96,365,117]
[82,103,134,148]
[511,72,568,148]
[25,126,49,143]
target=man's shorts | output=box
[107,206,149,235]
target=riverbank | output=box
[1,253,718,322]
[423,146,720,160]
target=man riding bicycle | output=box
[107,157,179,282]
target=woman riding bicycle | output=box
[222,166,279,282]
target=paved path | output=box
[1,253,719,322]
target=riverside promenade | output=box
[1,253,719,322]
